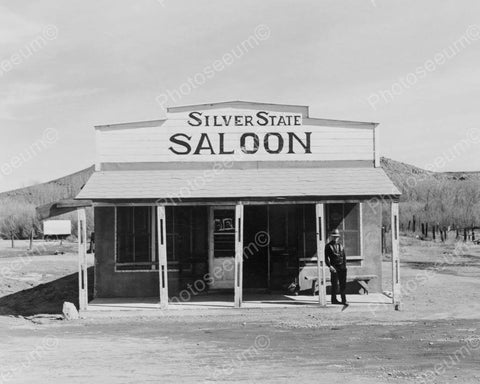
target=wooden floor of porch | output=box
[87,293,393,312]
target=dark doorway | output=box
[243,206,269,289]
[242,204,317,292]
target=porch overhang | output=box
[76,167,401,201]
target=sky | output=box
[0,0,479,192]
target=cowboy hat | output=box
[330,229,341,237]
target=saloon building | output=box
[75,101,401,310]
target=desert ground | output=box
[0,236,479,384]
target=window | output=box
[116,206,154,271]
[327,203,362,263]
[115,206,208,272]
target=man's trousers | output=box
[330,268,347,302]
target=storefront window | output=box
[116,206,152,270]
[327,203,362,261]
[116,206,208,271]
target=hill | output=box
[380,158,480,229]
[0,166,95,240]
[4,157,479,206]
[0,158,478,240]
[0,166,95,206]
[381,157,480,190]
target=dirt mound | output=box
[0,267,93,316]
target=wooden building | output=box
[76,101,402,309]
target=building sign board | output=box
[96,105,375,164]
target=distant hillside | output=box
[0,166,94,206]
[380,157,480,228]
[0,166,95,239]
[381,157,480,192]
[1,158,479,206]
[0,158,478,238]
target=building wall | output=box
[95,202,384,298]
[95,207,159,298]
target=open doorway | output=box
[243,206,269,289]
[242,205,317,292]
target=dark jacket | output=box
[325,241,347,270]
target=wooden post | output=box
[391,202,401,310]
[412,216,416,233]
[29,230,33,250]
[77,208,88,311]
[151,207,156,270]
[432,225,435,241]
[234,204,244,308]
[425,223,428,238]
[315,203,326,307]
[157,206,168,309]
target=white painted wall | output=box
[96,104,376,164]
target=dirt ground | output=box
[0,237,479,383]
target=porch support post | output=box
[77,208,88,311]
[151,206,156,270]
[391,201,402,310]
[315,203,327,307]
[234,204,244,308]
[157,205,169,309]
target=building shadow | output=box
[0,267,94,317]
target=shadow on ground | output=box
[0,267,94,316]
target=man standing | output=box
[325,229,348,305]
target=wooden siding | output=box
[97,108,375,164]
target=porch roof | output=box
[76,167,400,201]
